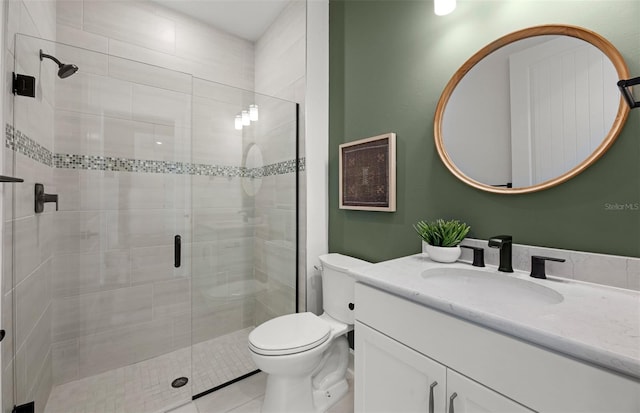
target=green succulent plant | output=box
[414,219,471,247]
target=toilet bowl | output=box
[248,253,370,413]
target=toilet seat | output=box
[249,312,331,356]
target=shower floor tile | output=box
[44,327,255,413]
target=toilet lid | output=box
[249,312,331,356]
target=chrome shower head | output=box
[39,49,78,79]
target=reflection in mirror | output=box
[435,25,630,194]
[242,143,264,196]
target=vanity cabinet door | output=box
[355,322,447,413]
[446,370,533,413]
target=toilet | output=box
[248,253,370,413]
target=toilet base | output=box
[261,375,349,413]
[258,336,350,413]
[312,377,349,412]
[262,374,315,413]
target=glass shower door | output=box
[8,34,193,413]
[189,78,299,397]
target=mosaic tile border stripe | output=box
[5,124,53,167]
[54,154,302,176]
[5,124,304,176]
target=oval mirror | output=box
[242,143,264,196]
[434,25,630,194]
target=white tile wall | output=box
[11,216,39,282]
[53,211,103,254]
[3,1,305,407]
[56,24,108,53]
[22,0,57,41]
[82,1,176,54]
[76,317,175,378]
[252,0,304,317]
[152,278,191,319]
[54,71,133,119]
[108,55,192,94]
[46,3,212,387]
[15,259,52,350]
[191,94,243,166]
[51,338,78,385]
[53,110,103,155]
[57,0,255,90]
[55,1,81,30]
[51,249,131,297]
[51,284,153,342]
[12,151,53,220]
[131,83,191,128]
[130,245,183,285]
[255,0,306,99]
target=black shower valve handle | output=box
[35,183,59,213]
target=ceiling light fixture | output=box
[434,0,456,16]
[242,110,251,126]
[249,104,259,121]
[234,104,260,130]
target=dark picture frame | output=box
[339,133,396,212]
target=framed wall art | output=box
[339,132,396,212]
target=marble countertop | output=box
[350,253,640,380]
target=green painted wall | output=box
[329,0,640,262]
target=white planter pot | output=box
[424,243,461,263]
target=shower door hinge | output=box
[12,401,34,413]
[12,72,36,98]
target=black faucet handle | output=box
[460,245,485,267]
[530,255,566,279]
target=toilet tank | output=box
[319,253,371,325]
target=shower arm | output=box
[40,49,62,67]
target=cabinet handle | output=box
[448,392,457,413]
[428,381,438,413]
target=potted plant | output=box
[414,219,471,263]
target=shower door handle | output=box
[0,175,24,183]
[174,235,181,268]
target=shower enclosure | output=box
[3,34,298,413]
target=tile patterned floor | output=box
[45,328,255,413]
[169,372,354,413]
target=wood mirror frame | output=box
[433,24,630,194]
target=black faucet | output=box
[488,235,513,272]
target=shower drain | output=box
[171,377,189,388]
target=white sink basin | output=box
[421,267,564,305]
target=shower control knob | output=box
[348,303,355,310]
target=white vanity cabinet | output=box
[445,369,532,413]
[355,321,447,413]
[354,283,640,413]
[356,321,532,413]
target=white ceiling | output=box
[153,0,291,42]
